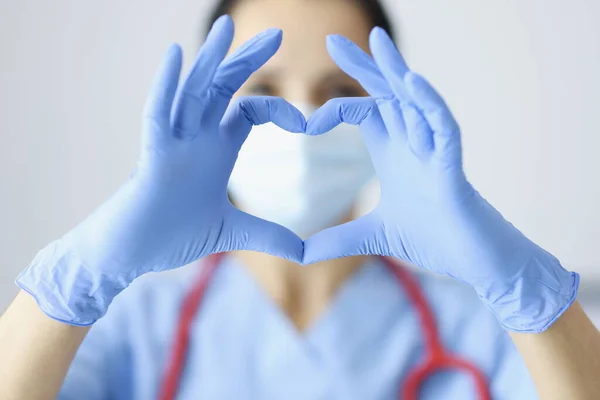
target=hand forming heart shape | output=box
[17,16,576,332]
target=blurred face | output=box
[230,0,373,105]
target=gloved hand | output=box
[303,28,579,332]
[16,16,305,326]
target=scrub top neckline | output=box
[221,256,414,361]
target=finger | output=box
[172,15,234,138]
[404,72,461,162]
[376,99,407,142]
[204,29,284,127]
[369,27,411,101]
[222,207,304,262]
[142,44,182,145]
[302,212,390,264]
[367,28,416,143]
[401,103,434,157]
[305,97,377,133]
[325,35,409,141]
[306,97,410,149]
[212,28,283,98]
[220,96,306,147]
[305,97,388,149]
[326,34,393,98]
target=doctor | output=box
[2,0,600,399]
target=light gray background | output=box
[1,1,599,321]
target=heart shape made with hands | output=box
[128,17,476,281]
[126,15,470,274]
[229,97,383,264]
[212,22,469,269]
[228,96,377,247]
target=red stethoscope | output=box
[158,254,491,400]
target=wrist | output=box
[475,249,579,333]
[15,240,134,326]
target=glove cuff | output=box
[477,250,579,333]
[15,240,134,326]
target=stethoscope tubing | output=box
[159,254,491,400]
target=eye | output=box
[315,83,365,107]
[326,85,364,99]
[245,82,278,96]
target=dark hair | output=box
[205,0,397,43]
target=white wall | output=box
[1,1,599,319]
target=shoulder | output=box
[414,268,510,352]
[86,261,203,347]
[412,267,537,397]
[62,262,208,400]
[414,269,497,335]
[366,258,509,349]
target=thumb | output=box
[219,206,304,263]
[302,212,389,264]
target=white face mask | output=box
[228,102,375,239]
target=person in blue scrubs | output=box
[2,0,600,399]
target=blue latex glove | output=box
[16,16,306,326]
[303,28,579,332]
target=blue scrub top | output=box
[59,256,538,399]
